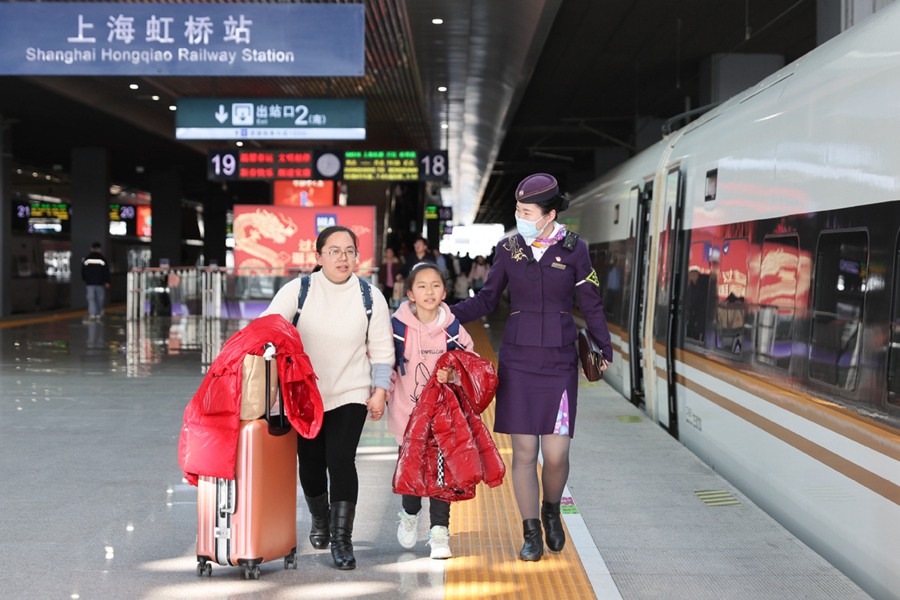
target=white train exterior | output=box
[566,6,900,599]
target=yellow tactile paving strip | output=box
[446,322,597,600]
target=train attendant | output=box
[261,226,394,570]
[450,173,612,561]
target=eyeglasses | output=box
[324,248,359,259]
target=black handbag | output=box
[578,328,605,382]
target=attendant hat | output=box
[515,173,559,205]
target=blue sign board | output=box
[177,98,365,140]
[0,3,364,76]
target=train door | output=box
[651,167,686,436]
[628,183,652,407]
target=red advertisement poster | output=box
[136,205,152,238]
[233,205,376,274]
[273,180,335,207]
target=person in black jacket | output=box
[81,242,111,321]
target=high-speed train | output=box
[566,6,900,600]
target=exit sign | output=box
[177,98,365,140]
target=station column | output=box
[0,114,11,316]
[149,169,183,267]
[70,147,110,311]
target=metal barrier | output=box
[127,267,378,320]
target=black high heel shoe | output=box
[541,500,565,552]
[519,518,544,561]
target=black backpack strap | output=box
[391,317,408,376]
[445,318,464,351]
[292,276,311,327]
[358,278,373,322]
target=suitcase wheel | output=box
[196,561,212,577]
[242,565,260,580]
[284,551,297,570]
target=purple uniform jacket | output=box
[450,233,613,361]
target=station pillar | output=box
[70,147,110,311]
[149,169,183,267]
[0,114,11,316]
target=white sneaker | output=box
[397,511,419,549]
[427,525,452,559]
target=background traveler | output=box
[81,242,111,321]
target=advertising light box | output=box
[233,205,375,273]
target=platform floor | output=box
[0,309,872,599]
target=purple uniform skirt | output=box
[494,344,579,437]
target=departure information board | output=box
[208,150,315,180]
[342,150,447,181]
[207,148,448,182]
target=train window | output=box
[685,242,711,342]
[808,231,868,389]
[888,234,900,403]
[756,235,800,369]
[714,238,749,354]
[705,169,717,201]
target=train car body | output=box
[566,6,900,599]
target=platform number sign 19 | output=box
[419,150,449,181]
[208,151,239,181]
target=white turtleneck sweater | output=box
[261,271,394,412]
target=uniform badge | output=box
[585,269,600,287]
[503,236,528,263]
[551,262,567,270]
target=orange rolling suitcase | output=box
[196,343,298,579]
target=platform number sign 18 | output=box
[419,150,449,181]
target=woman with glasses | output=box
[261,225,394,570]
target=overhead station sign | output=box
[0,3,364,76]
[178,98,365,140]
[207,149,449,182]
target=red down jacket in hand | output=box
[178,314,323,485]
[393,350,505,502]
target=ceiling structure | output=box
[1,0,819,234]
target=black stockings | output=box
[510,433,571,520]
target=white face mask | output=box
[516,213,548,239]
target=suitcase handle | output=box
[264,343,292,437]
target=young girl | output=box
[387,262,474,559]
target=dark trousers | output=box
[401,495,450,528]
[397,446,451,527]
[298,403,368,504]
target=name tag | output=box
[551,263,567,270]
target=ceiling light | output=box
[438,86,447,92]
[236,141,244,147]
[129,83,139,90]
[432,18,443,25]
[441,123,448,129]
[151,95,160,101]
[168,105,177,111]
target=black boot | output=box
[541,501,565,552]
[519,518,543,561]
[304,493,330,550]
[330,501,356,570]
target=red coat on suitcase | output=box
[179,314,323,485]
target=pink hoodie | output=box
[387,300,474,444]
